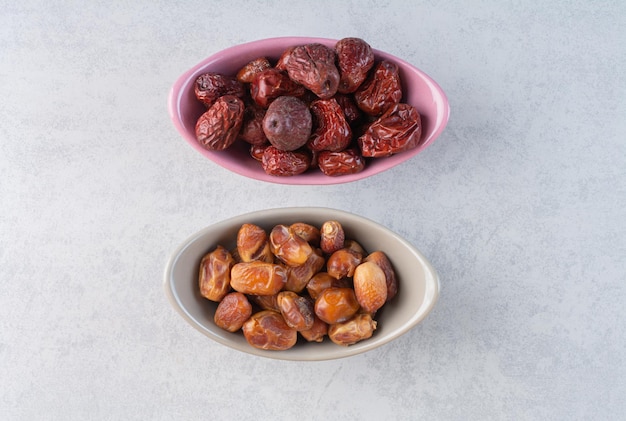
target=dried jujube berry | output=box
[194,72,245,108]
[195,95,245,151]
[263,96,312,151]
[335,37,375,94]
[284,43,340,99]
[358,103,422,158]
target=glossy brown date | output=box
[198,245,235,302]
[328,313,377,346]
[277,291,315,331]
[353,261,387,313]
[320,220,345,254]
[269,224,314,267]
[230,262,287,295]
[237,223,273,263]
[290,222,321,247]
[314,287,360,324]
[365,251,398,302]
[299,315,329,342]
[326,248,363,280]
[214,292,252,332]
[242,310,298,351]
[284,250,325,293]
[306,272,351,300]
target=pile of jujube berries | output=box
[193,37,423,177]
[198,220,398,350]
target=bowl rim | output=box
[163,206,440,361]
[167,36,450,186]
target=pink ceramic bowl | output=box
[168,37,450,185]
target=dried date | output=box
[198,245,235,302]
[314,287,360,324]
[353,261,387,313]
[269,224,314,267]
[239,102,268,146]
[230,262,287,295]
[328,313,377,346]
[242,310,298,350]
[277,291,315,331]
[214,292,252,332]
[237,223,273,263]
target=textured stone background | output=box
[1,1,624,419]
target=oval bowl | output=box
[168,37,450,185]
[163,207,440,361]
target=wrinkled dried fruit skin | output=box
[199,245,235,302]
[263,96,312,151]
[285,250,325,293]
[194,72,245,108]
[299,315,329,342]
[314,287,360,324]
[334,93,363,125]
[277,291,315,331]
[250,143,268,161]
[269,224,314,267]
[275,46,296,71]
[328,313,377,346]
[237,223,273,263]
[239,103,268,146]
[230,262,287,295]
[317,149,365,177]
[358,103,422,158]
[249,293,280,312]
[365,251,398,302]
[326,248,363,280]
[353,261,387,313]
[335,37,375,94]
[195,95,245,151]
[290,222,321,247]
[236,57,272,83]
[242,310,298,350]
[284,43,340,99]
[320,220,345,254]
[261,146,311,176]
[306,272,351,300]
[354,60,403,116]
[250,68,305,108]
[308,99,352,152]
[214,292,252,332]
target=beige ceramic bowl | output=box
[163,207,439,361]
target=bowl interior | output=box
[164,207,439,361]
[168,37,450,185]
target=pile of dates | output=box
[198,220,398,350]
[194,37,422,177]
